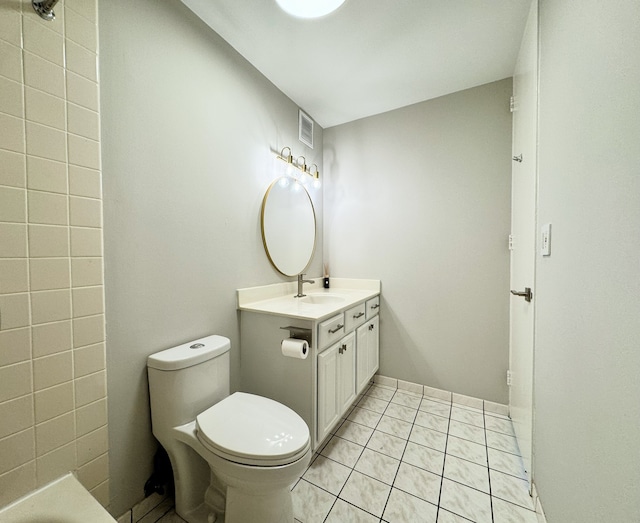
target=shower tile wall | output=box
[0,0,107,509]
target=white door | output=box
[367,316,379,376]
[338,333,356,413]
[317,344,339,443]
[356,324,369,393]
[509,0,538,489]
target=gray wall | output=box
[323,79,512,404]
[534,1,640,521]
[99,0,323,515]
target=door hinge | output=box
[510,96,515,112]
[508,234,514,251]
[507,370,512,386]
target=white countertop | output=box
[237,278,380,321]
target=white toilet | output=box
[147,335,311,523]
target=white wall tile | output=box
[77,425,108,466]
[74,370,106,407]
[69,165,101,198]
[68,134,100,169]
[28,190,68,226]
[0,461,36,508]
[72,286,104,317]
[28,224,69,257]
[0,150,26,188]
[30,258,71,291]
[0,75,23,117]
[33,351,73,390]
[65,0,97,24]
[0,394,34,439]
[0,223,27,257]
[77,452,109,491]
[0,293,30,330]
[0,327,31,367]
[0,259,28,293]
[27,156,68,194]
[30,289,72,324]
[34,381,74,423]
[68,103,99,141]
[0,113,25,153]
[24,52,65,98]
[0,361,32,403]
[70,196,101,227]
[0,40,22,82]
[73,314,105,348]
[25,87,66,130]
[22,16,64,67]
[64,8,97,52]
[71,258,103,287]
[65,40,97,82]
[0,3,22,47]
[0,427,35,475]
[35,411,75,456]
[74,342,105,377]
[26,121,67,162]
[76,398,107,437]
[70,227,102,257]
[66,72,98,111]
[32,320,72,358]
[0,186,26,222]
[36,441,75,487]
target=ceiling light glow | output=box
[275,0,346,19]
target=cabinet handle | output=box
[370,304,380,310]
[369,324,374,331]
[328,323,344,334]
[339,344,347,354]
[353,312,365,319]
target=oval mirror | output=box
[261,177,316,276]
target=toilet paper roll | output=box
[281,338,309,359]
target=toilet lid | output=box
[196,392,310,466]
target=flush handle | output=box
[510,287,533,302]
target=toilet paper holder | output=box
[279,326,312,346]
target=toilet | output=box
[147,335,311,523]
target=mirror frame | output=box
[260,177,317,276]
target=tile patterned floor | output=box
[154,383,537,523]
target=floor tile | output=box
[366,430,407,459]
[377,415,412,439]
[409,424,447,452]
[445,435,487,466]
[357,395,389,414]
[383,488,438,523]
[292,479,336,523]
[420,398,451,417]
[436,508,473,522]
[490,469,535,510]
[443,454,489,493]
[347,406,383,428]
[450,406,484,428]
[354,447,400,485]
[326,498,378,523]
[402,441,445,475]
[448,419,485,445]
[155,509,187,522]
[320,435,365,468]
[492,497,538,523]
[484,414,515,435]
[415,410,449,433]
[335,420,374,446]
[339,470,391,517]
[302,455,351,495]
[486,430,520,455]
[393,462,441,505]
[366,385,395,401]
[391,390,422,409]
[385,402,418,422]
[439,478,492,523]
[488,447,527,479]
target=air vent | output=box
[298,110,314,149]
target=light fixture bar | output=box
[276,147,320,179]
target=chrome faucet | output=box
[295,273,315,298]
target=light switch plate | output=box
[541,223,552,256]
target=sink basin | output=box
[300,294,346,305]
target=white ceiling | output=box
[180,0,531,128]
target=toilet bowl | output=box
[147,335,310,523]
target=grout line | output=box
[434,394,452,522]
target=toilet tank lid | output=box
[147,335,230,371]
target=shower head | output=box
[32,0,59,21]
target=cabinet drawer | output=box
[366,296,380,319]
[318,313,345,350]
[345,302,367,333]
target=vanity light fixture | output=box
[275,0,346,19]
[276,147,320,187]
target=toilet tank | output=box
[147,335,230,434]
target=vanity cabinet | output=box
[237,278,381,451]
[317,333,356,443]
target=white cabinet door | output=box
[317,344,339,443]
[367,316,379,377]
[338,333,356,414]
[356,323,370,394]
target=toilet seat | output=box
[196,392,310,467]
